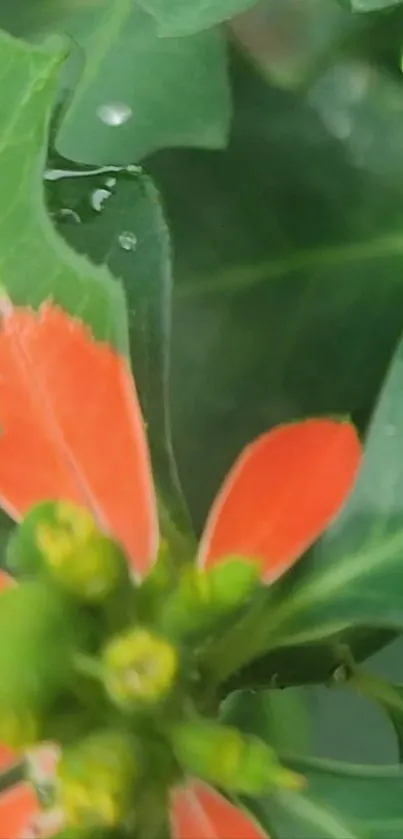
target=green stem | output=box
[201,591,275,685]
[348,668,403,715]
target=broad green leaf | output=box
[138,0,259,36]
[0,28,128,351]
[148,49,403,535]
[251,756,403,838]
[45,157,194,547]
[221,688,311,756]
[259,331,403,650]
[52,0,230,164]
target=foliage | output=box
[2,0,403,835]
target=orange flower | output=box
[0,302,361,838]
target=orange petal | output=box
[171,781,268,839]
[199,419,361,582]
[0,302,158,575]
[0,783,39,838]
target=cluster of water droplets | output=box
[45,162,140,253]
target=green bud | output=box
[171,719,303,794]
[56,730,140,830]
[8,501,130,603]
[207,557,260,611]
[37,501,129,602]
[0,580,89,714]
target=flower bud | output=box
[55,730,139,829]
[102,627,178,708]
[36,501,129,602]
[171,719,303,794]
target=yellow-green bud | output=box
[36,502,128,602]
[102,627,178,708]
[56,730,139,829]
[171,719,303,794]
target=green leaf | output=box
[251,756,403,838]
[221,688,311,756]
[0,28,128,351]
[138,0,259,36]
[54,0,230,164]
[46,157,194,548]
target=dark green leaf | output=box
[222,628,399,692]
[148,50,403,538]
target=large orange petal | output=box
[0,783,39,838]
[199,419,361,582]
[171,781,268,839]
[0,302,158,575]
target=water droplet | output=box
[97,102,132,126]
[118,231,138,251]
[126,163,141,174]
[90,188,111,212]
[105,177,117,188]
[385,424,396,437]
[54,208,81,225]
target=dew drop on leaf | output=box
[118,231,138,251]
[90,188,112,212]
[54,208,81,225]
[97,102,132,126]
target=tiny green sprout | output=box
[35,501,129,602]
[55,730,139,830]
[171,719,303,794]
[102,627,178,708]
